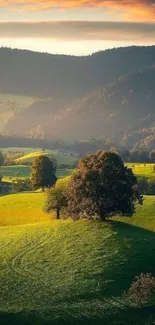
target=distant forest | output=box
[1,46,155,148]
[1,135,155,163]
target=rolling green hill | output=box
[15,150,77,164]
[0,193,155,324]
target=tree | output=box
[0,151,4,167]
[44,176,70,219]
[68,151,143,221]
[31,155,57,191]
[138,178,149,195]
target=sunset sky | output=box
[0,0,155,55]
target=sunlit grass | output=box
[15,149,77,165]
[126,163,155,180]
[0,192,52,226]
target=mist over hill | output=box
[1,46,155,148]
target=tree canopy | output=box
[31,155,57,191]
[68,151,143,221]
[44,176,70,219]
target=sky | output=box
[0,0,155,55]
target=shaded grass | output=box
[0,165,30,178]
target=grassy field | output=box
[126,163,155,181]
[0,165,72,181]
[0,192,51,226]
[0,193,155,324]
[15,149,77,165]
[0,165,30,178]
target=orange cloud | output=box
[0,1,155,21]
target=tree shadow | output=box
[99,220,155,296]
[0,305,155,325]
[0,311,45,325]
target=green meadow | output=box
[15,149,77,165]
[0,165,72,181]
[0,192,155,324]
[0,160,155,181]
[126,163,155,181]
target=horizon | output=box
[1,43,155,57]
[0,1,155,55]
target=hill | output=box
[3,60,155,147]
[1,46,155,146]
[15,149,77,164]
[1,46,155,100]
[0,193,155,324]
[39,65,155,141]
[4,97,68,137]
[0,93,39,133]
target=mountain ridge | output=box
[1,46,155,148]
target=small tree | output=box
[127,273,155,307]
[138,178,149,195]
[68,151,143,221]
[31,155,57,191]
[44,176,70,219]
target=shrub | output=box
[138,178,149,195]
[12,178,32,192]
[127,273,155,306]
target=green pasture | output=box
[0,165,72,181]
[0,193,155,324]
[15,149,77,165]
[126,163,155,180]
[0,192,51,226]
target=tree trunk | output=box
[99,211,107,221]
[42,187,45,192]
[56,208,60,220]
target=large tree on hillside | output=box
[31,155,57,191]
[68,151,143,221]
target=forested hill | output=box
[44,64,155,141]
[1,46,155,148]
[1,46,155,99]
[7,63,155,144]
